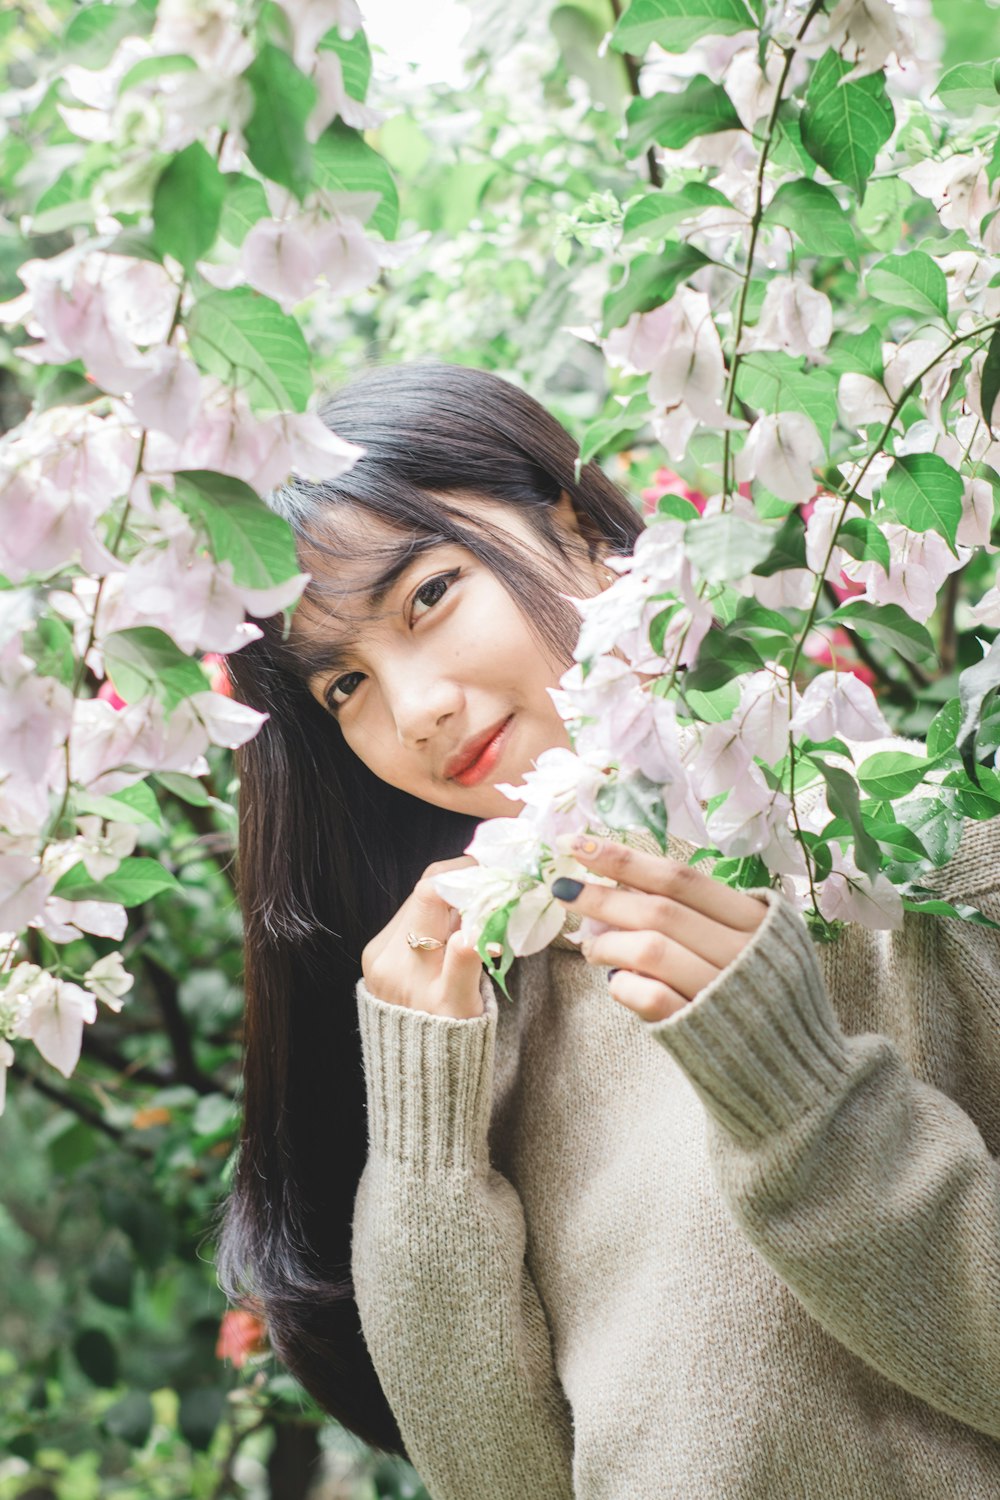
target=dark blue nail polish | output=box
[552,877,584,902]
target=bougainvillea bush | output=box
[1,0,999,1493]
[433,0,1000,986]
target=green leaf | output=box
[734,352,839,445]
[317,26,372,100]
[187,286,313,413]
[949,765,1000,819]
[684,627,766,692]
[867,250,948,319]
[243,44,316,202]
[75,782,164,829]
[477,899,518,999]
[836,516,891,572]
[624,76,740,157]
[102,1392,155,1447]
[88,1246,134,1310]
[800,51,894,200]
[52,856,180,906]
[154,771,213,807]
[980,325,1000,434]
[935,59,1000,114]
[611,0,755,53]
[881,452,963,553]
[895,791,964,866]
[683,512,777,582]
[926,697,961,759]
[681,680,741,722]
[807,756,882,880]
[956,636,1000,783]
[104,627,209,711]
[312,121,399,240]
[656,494,701,521]
[73,1328,119,1388]
[854,175,910,251]
[623,182,730,241]
[601,245,710,334]
[179,1388,226,1452]
[152,143,226,271]
[826,326,884,380]
[856,749,932,799]
[747,509,807,577]
[763,178,857,258]
[173,470,300,590]
[219,173,270,247]
[578,394,652,465]
[119,52,196,94]
[826,599,938,664]
[900,891,1000,929]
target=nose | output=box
[389,666,465,750]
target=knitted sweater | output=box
[351,741,1000,1499]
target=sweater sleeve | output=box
[647,877,1000,1440]
[350,975,574,1500]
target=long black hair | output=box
[215,363,644,1454]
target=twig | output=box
[608,0,662,187]
[10,1061,153,1157]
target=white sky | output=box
[359,0,471,88]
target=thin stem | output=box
[720,0,828,502]
[608,0,663,187]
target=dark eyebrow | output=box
[295,535,449,683]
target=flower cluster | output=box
[0,0,398,1106]
[437,0,1000,978]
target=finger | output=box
[432,930,486,1018]
[607,966,688,1023]
[552,883,747,968]
[406,872,462,936]
[585,928,719,1001]
[569,837,767,931]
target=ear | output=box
[551,488,598,549]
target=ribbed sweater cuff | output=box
[356,974,497,1171]
[649,888,852,1146]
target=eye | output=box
[326,670,366,709]
[410,569,460,623]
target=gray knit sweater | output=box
[351,743,1000,1498]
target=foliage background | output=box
[0,0,996,1496]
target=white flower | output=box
[83,953,135,1012]
[790,670,892,743]
[900,153,998,242]
[744,277,833,360]
[838,373,895,431]
[736,412,825,503]
[20,973,97,1077]
[74,816,138,881]
[735,665,801,763]
[496,747,609,845]
[816,846,903,929]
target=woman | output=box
[218,362,1000,1498]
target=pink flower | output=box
[802,628,876,688]
[201,654,232,698]
[97,679,126,711]
[640,466,708,518]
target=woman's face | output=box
[294,494,608,818]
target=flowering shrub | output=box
[0,0,393,1107]
[434,0,1000,984]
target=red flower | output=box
[216,1309,268,1367]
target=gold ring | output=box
[406,931,445,951]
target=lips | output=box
[445,715,514,786]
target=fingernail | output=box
[572,836,600,855]
[607,968,620,980]
[552,877,584,902]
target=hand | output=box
[362,857,486,1018]
[552,837,767,1023]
